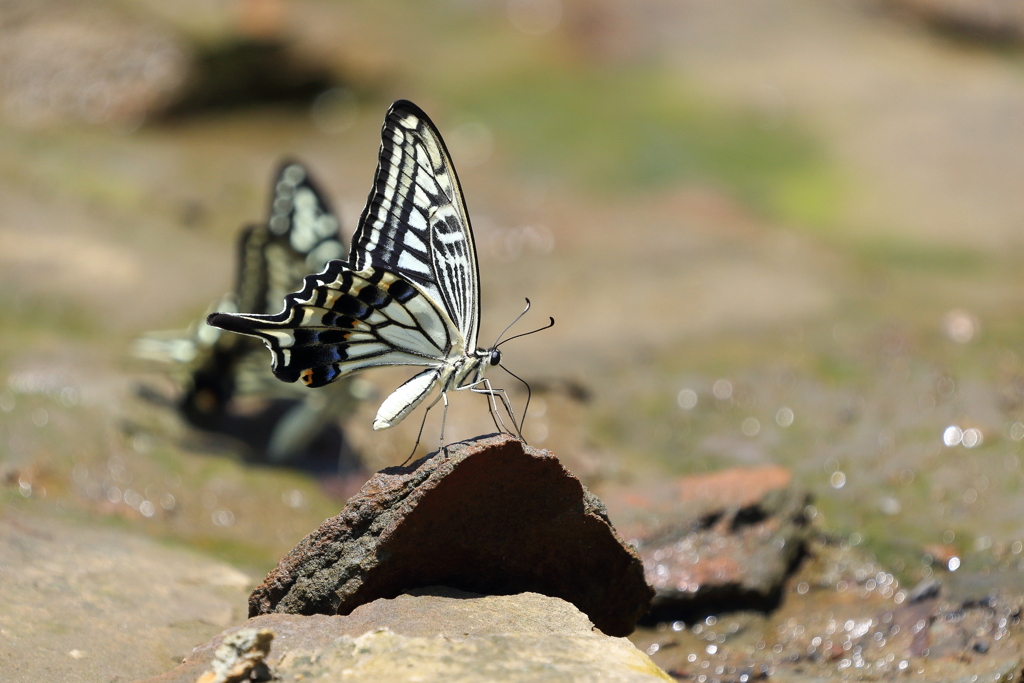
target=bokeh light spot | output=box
[943,309,978,344]
[712,379,733,401]
[310,88,358,134]
[677,388,698,410]
[961,428,982,448]
[775,406,794,427]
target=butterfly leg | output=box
[457,377,507,433]
[403,390,446,466]
[438,391,451,456]
[484,389,505,435]
[484,383,523,440]
[480,381,514,436]
[472,378,505,434]
[463,378,522,440]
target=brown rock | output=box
[602,465,796,535]
[882,0,1024,44]
[0,2,188,127]
[249,434,653,637]
[635,536,1024,683]
[599,466,810,618]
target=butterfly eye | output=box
[489,349,502,366]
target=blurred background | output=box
[3,0,1024,598]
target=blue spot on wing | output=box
[307,364,341,387]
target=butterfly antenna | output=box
[499,363,533,435]
[495,316,555,349]
[493,298,533,347]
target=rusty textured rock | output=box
[600,466,810,618]
[249,433,653,637]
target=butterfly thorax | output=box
[444,347,496,391]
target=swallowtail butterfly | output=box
[208,100,536,440]
[134,161,354,460]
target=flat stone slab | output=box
[249,434,653,636]
[144,590,673,683]
[0,512,252,683]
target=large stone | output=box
[249,433,653,636]
[600,465,810,618]
[0,511,252,683]
[144,590,673,683]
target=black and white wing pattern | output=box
[350,101,481,349]
[208,100,493,431]
[239,160,347,317]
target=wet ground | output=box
[633,536,1024,682]
[3,0,1024,679]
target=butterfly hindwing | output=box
[351,100,481,350]
[234,223,271,316]
[208,261,455,389]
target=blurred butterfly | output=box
[208,100,550,445]
[133,161,358,461]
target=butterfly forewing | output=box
[263,161,346,310]
[351,100,481,350]
[268,162,345,264]
[230,162,347,322]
